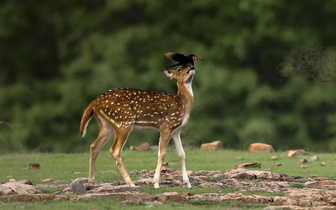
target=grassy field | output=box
[1,148,335,209]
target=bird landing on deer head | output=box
[80,52,202,188]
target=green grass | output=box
[1,149,335,185]
[0,149,335,209]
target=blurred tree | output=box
[1,0,336,153]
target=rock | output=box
[320,162,327,166]
[324,185,336,190]
[200,140,223,151]
[54,195,69,201]
[287,149,308,158]
[62,187,73,194]
[140,193,155,201]
[118,200,141,206]
[298,198,311,207]
[8,194,39,202]
[269,156,278,160]
[237,161,261,168]
[107,192,142,203]
[16,180,33,185]
[273,163,282,167]
[225,168,286,180]
[8,194,54,202]
[248,143,274,152]
[199,182,224,188]
[41,178,53,183]
[72,177,89,183]
[72,194,94,202]
[29,163,40,169]
[309,155,320,161]
[299,159,308,164]
[300,164,307,169]
[0,180,41,195]
[235,156,242,160]
[157,192,182,203]
[89,184,139,194]
[136,142,152,151]
[182,192,195,196]
[305,180,336,187]
[70,180,86,193]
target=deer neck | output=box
[176,76,194,116]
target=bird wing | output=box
[191,55,203,61]
[163,52,186,62]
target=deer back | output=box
[92,88,186,131]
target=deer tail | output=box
[80,104,94,137]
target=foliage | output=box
[1,0,336,152]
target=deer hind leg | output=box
[153,130,172,188]
[172,130,191,188]
[110,126,135,187]
[89,116,113,185]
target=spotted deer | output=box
[80,56,199,188]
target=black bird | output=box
[163,52,202,68]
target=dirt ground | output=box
[2,167,336,209]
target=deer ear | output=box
[163,69,176,79]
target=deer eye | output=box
[177,68,182,72]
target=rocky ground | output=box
[1,168,336,209]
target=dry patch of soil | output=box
[1,168,336,209]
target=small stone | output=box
[237,161,261,168]
[300,164,307,169]
[299,159,308,164]
[287,149,308,158]
[54,195,69,201]
[269,156,278,160]
[41,178,53,183]
[29,163,40,169]
[136,142,152,151]
[182,192,195,196]
[70,180,86,193]
[235,157,242,160]
[324,185,336,190]
[62,187,73,194]
[320,162,327,166]
[298,198,312,207]
[309,155,320,162]
[157,192,182,203]
[273,163,282,167]
[248,143,274,153]
[305,180,336,187]
[200,140,223,151]
[8,194,38,202]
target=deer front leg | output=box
[172,130,191,188]
[153,131,171,188]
